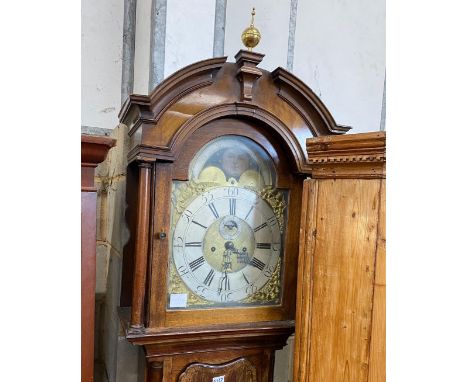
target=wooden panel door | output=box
[294,132,386,382]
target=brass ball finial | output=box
[241,7,261,52]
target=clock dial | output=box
[172,186,281,303]
[168,136,287,309]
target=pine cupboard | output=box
[294,132,386,382]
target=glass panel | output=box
[189,135,276,189]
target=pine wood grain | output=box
[294,176,385,381]
[293,179,318,381]
[368,181,386,382]
[310,179,381,381]
[294,132,386,382]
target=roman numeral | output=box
[219,274,230,291]
[185,242,202,247]
[244,206,254,220]
[254,222,267,232]
[203,269,215,286]
[229,198,236,216]
[267,216,277,226]
[208,203,219,219]
[250,257,266,271]
[192,220,207,229]
[242,272,250,285]
[189,256,205,272]
[256,243,271,249]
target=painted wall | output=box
[82,1,385,381]
[82,0,385,134]
[294,0,386,133]
[81,0,124,130]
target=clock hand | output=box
[222,244,233,272]
[218,271,230,293]
[225,241,250,265]
[218,242,235,294]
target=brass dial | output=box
[172,186,281,303]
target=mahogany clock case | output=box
[121,117,306,330]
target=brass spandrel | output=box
[242,259,282,304]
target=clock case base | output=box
[119,308,293,381]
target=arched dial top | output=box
[167,136,287,309]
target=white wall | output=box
[83,0,385,133]
[81,0,124,130]
[224,0,291,71]
[294,0,386,133]
[165,0,216,78]
[133,0,153,95]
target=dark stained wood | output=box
[81,134,116,382]
[119,56,228,128]
[146,362,163,382]
[148,162,173,328]
[294,131,386,382]
[130,162,153,330]
[178,357,257,382]
[120,55,351,167]
[271,68,351,136]
[235,50,264,102]
[120,162,139,307]
[143,350,275,382]
[81,135,117,169]
[82,192,98,382]
[142,118,304,329]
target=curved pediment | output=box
[120,50,351,173]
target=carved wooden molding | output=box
[307,131,386,179]
[235,50,264,102]
[81,134,116,167]
[81,134,116,191]
[119,56,228,134]
[178,358,257,382]
[126,102,312,174]
[272,67,352,135]
[118,307,293,354]
[119,51,354,172]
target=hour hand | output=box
[218,271,230,293]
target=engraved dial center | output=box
[203,215,255,273]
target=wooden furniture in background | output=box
[81,134,116,382]
[294,132,386,382]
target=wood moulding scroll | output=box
[235,50,264,102]
[135,102,309,172]
[81,134,116,191]
[307,131,386,179]
[272,67,351,136]
[119,56,228,136]
[178,358,257,382]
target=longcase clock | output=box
[118,50,350,382]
